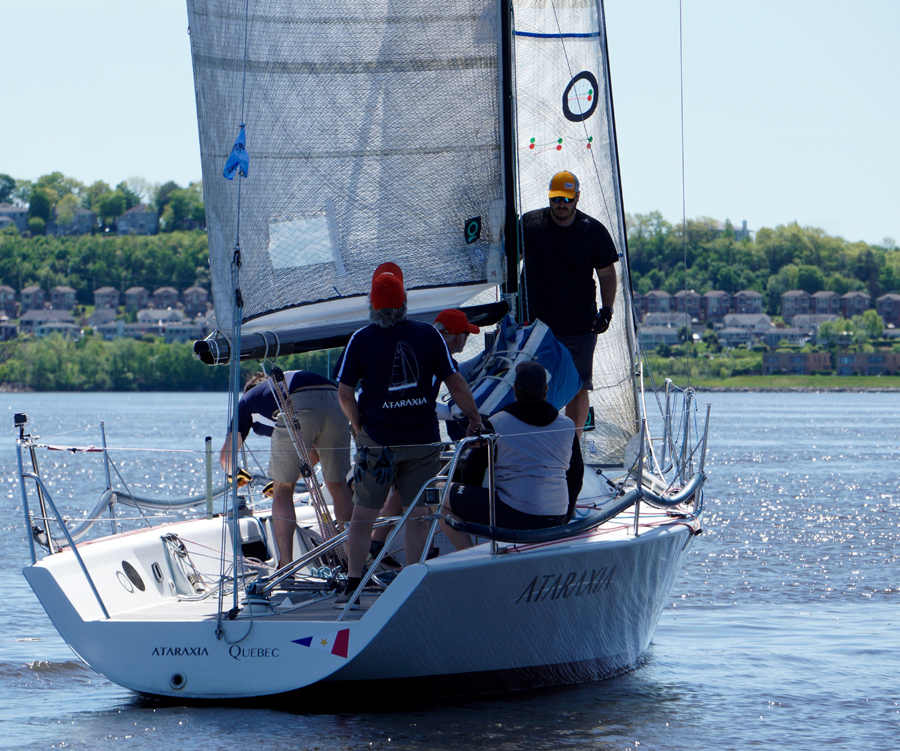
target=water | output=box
[1,391,898,750]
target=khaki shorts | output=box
[268,388,351,485]
[352,428,441,510]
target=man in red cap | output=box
[521,170,619,434]
[335,264,484,607]
[433,308,483,440]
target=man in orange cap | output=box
[521,170,619,434]
[335,264,484,607]
[433,308,483,440]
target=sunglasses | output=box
[550,196,574,204]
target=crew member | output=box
[440,360,583,550]
[336,263,484,607]
[220,370,352,570]
[522,170,619,433]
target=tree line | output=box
[0,171,203,235]
[0,229,210,306]
[0,334,338,392]
[626,212,900,315]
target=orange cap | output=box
[434,309,480,335]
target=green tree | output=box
[155,181,181,217]
[0,173,15,204]
[95,191,127,228]
[55,193,80,227]
[115,181,141,211]
[35,172,83,202]
[854,309,884,340]
[28,217,46,235]
[796,264,825,294]
[83,181,112,210]
[28,188,55,222]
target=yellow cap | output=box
[548,171,580,199]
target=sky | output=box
[3,0,898,247]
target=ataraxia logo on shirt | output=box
[382,397,427,409]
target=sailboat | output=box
[15,0,709,698]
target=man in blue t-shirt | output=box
[335,263,483,607]
[220,370,352,569]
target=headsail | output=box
[511,0,639,462]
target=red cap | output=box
[372,262,403,285]
[370,263,405,310]
[434,308,480,335]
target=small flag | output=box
[292,628,350,659]
[223,124,249,180]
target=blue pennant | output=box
[223,124,249,180]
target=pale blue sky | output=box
[3,0,898,246]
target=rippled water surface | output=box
[1,391,898,750]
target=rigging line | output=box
[679,0,690,387]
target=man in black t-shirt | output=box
[521,170,619,434]
[335,263,483,607]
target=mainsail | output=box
[187,0,504,335]
[187,0,638,461]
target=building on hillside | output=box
[50,285,77,311]
[791,314,839,343]
[117,204,159,236]
[35,321,81,340]
[124,286,150,312]
[723,313,773,334]
[631,291,643,321]
[0,203,29,233]
[715,220,752,241]
[87,309,117,328]
[138,308,184,325]
[48,208,97,236]
[152,287,180,309]
[841,291,871,318]
[811,290,841,316]
[762,328,808,348]
[0,285,16,317]
[93,286,120,310]
[20,286,45,313]
[701,290,731,323]
[0,316,17,341]
[762,352,831,375]
[780,290,810,323]
[182,286,209,317]
[18,309,76,332]
[875,293,900,328]
[639,325,681,348]
[717,327,754,348]
[643,290,671,316]
[732,289,764,315]
[835,352,900,376]
[162,323,205,345]
[673,290,701,318]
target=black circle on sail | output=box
[562,71,599,122]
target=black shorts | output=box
[555,333,596,390]
[447,483,566,530]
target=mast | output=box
[500,0,519,320]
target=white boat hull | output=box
[23,509,697,698]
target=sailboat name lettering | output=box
[515,566,616,604]
[229,646,281,660]
[382,397,427,409]
[151,646,209,657]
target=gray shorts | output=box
[268,388,351,485]
[556,333,596,390]
[352,428,441,510]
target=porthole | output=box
[169,673,186,690]
[122,561,145,592]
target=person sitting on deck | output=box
[440,361,584,550]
